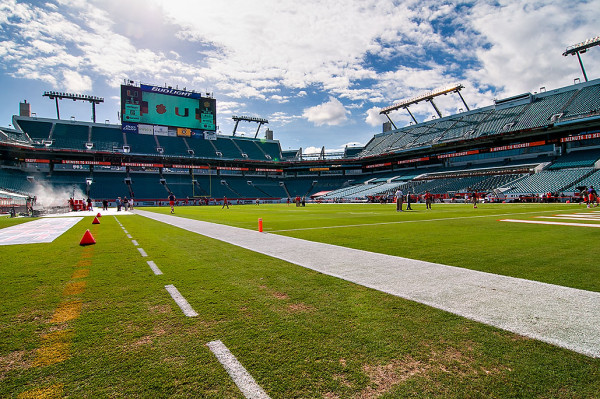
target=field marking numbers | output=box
[147,261,163,275]
[207,340,271,399]
[165,284,197,317]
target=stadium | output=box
[1,9,600,398]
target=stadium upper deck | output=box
[359,78,600,159]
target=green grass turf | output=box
[0,204,599,397]
[147,202,600,292]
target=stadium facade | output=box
[1,77,600,213]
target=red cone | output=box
[96,212,102,218]
[92,216,100,224]
[80,229,96,246]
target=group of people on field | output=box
[394,189,434,211]
[393,189,481,211]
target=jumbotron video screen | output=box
[121,84,216,133]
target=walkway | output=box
[135,210,600,358]
[0,217,82,245]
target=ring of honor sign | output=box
[121,84,216,137]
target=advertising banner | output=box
[153,125,169,136]
[122,122,139,134]
[138,124,153,135]
[177,128,192,137]
[168,127,178,137]
[191,129,202,138]
[204,131,217,141]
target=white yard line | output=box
[131,240,139,246]
[207,340,270,399]
[135,209,600,358]
[501,219,600,228]
[137,247,148,257]
[147,260,163,275]
[537,216,600,222]
[165,284,198,317]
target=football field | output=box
[1,202,599,398]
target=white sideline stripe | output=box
[123,229,128,234]
[126,234,132,239]
[135,209,600,358]
[501,219,600,228]
[207,340,270,399]
[165,284,198,317]
[132,240,139,246]
[268,208,567,232]
[147,260,163,275]
[537,216,600,222]
[137,247,148,257]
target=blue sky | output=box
[0,0,598,154]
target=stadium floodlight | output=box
[379,83,469,128]
[231,115,269,138]
[43,91,105,122]
[563,35,600,82]
[380,84,465,114]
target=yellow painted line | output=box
[18,384,63,399]
[71,268,90,279]
[63,281,87,296]
[33,330,72,367]
[76,259,92,267]
[50,301,82,323]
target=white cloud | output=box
[269,111,301,125]
[302,97,349,126]
[465,1,600,97]
[62,70,92,92]
[270,95,289,103]
[365,106,387,127]
[304,141,364,154]
[303,146,322,154]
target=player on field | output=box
[425,191,433,210]
[168,192,176,213]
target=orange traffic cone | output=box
[80,229,96,246]
[92,216,100,224]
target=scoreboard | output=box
[121,84,216,133]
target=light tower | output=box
[231,115,269,138]
[43,91,104,122]
[379,84,469,129]
[563,36,600,82]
